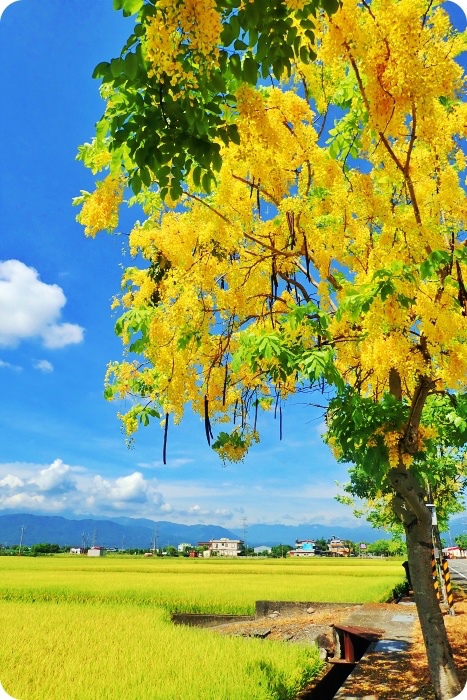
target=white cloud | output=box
[41,323,84,349]
[33,359,54,373]
[2,493,46,509]
[0,474,24,488]
[30,459,77,493]
[0,260,84,349]
[0,359,22,371]
[0,460,169,519]
[91,472,157,504]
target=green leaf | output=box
[228,124,241,146]
[243,56,258,85]
[92,62,111,79]
[229,14,241,40]
[202,171,214,193]
[131,172,142,195]
[122,0,144,16]
[229,53,242,79]
[212,149,223,173]
[221,22,235,46]
[124,52,139,80]
[104,386,115,400]
[192,165,202,188]
[234,39,248,51]
[110,58,124,78]
[170,180,183,201]
[321,0,340,14]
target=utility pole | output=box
[427,502,455,616]
[152,528,159,555]
[121,534,125,552]
[18,525,26,556]
[241,517,248,557]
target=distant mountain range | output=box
[0,512,464,549]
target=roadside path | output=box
[449,559,467,592]
[333,601,417,700]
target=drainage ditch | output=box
[171,602,385,700]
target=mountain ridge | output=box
[0,512,397,548]
[1,511,463,549]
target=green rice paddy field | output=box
[0,556,404,700]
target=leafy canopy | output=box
[78,0,338,201]
[77,0,467,486]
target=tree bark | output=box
[389,468,461,700]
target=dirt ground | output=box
[212,594,467,699]
[352,591,467,700]
[211,603,361,644]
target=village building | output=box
[197,538,244,557]
[288,540,317,557]
[253,546,272,555]
[328,537,350,557]
[177,542,193,553]
[443,546,466,559]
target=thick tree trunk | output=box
[389,468,461,700]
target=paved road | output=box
[448,559,467,591]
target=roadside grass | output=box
[0,557,404,699]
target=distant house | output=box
[443,546,466,559]
[197,538,244,557]
[289,540,317,557]
[70,547,82,555]
[328,538,350,557]
[177,542,192,553]
[87,546,106,557]
[253,546,272,555]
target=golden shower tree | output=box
[77,1,467,697]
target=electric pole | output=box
[241,517,248,557]
[152,528,159,555]
[18,525,26,556]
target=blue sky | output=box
[0,1,466,531]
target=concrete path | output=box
[449,560,467,592]
[333,602,417,700]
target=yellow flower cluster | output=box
[77,175,124,237]
[144,0,221,90]
[285,0,308,10]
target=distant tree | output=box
[165,546,178,557]
[367,538,406,557]
[314,538,328,553]
[32,543,61,555]
[455,534,467,550]
[270,544,293,558]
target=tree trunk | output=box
[389,468,461,700]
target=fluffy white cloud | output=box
[0,474,24,488]
[0,460,170,518]
[0,260,84,349]
[33,359,53,373]
[31,459,77,493]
